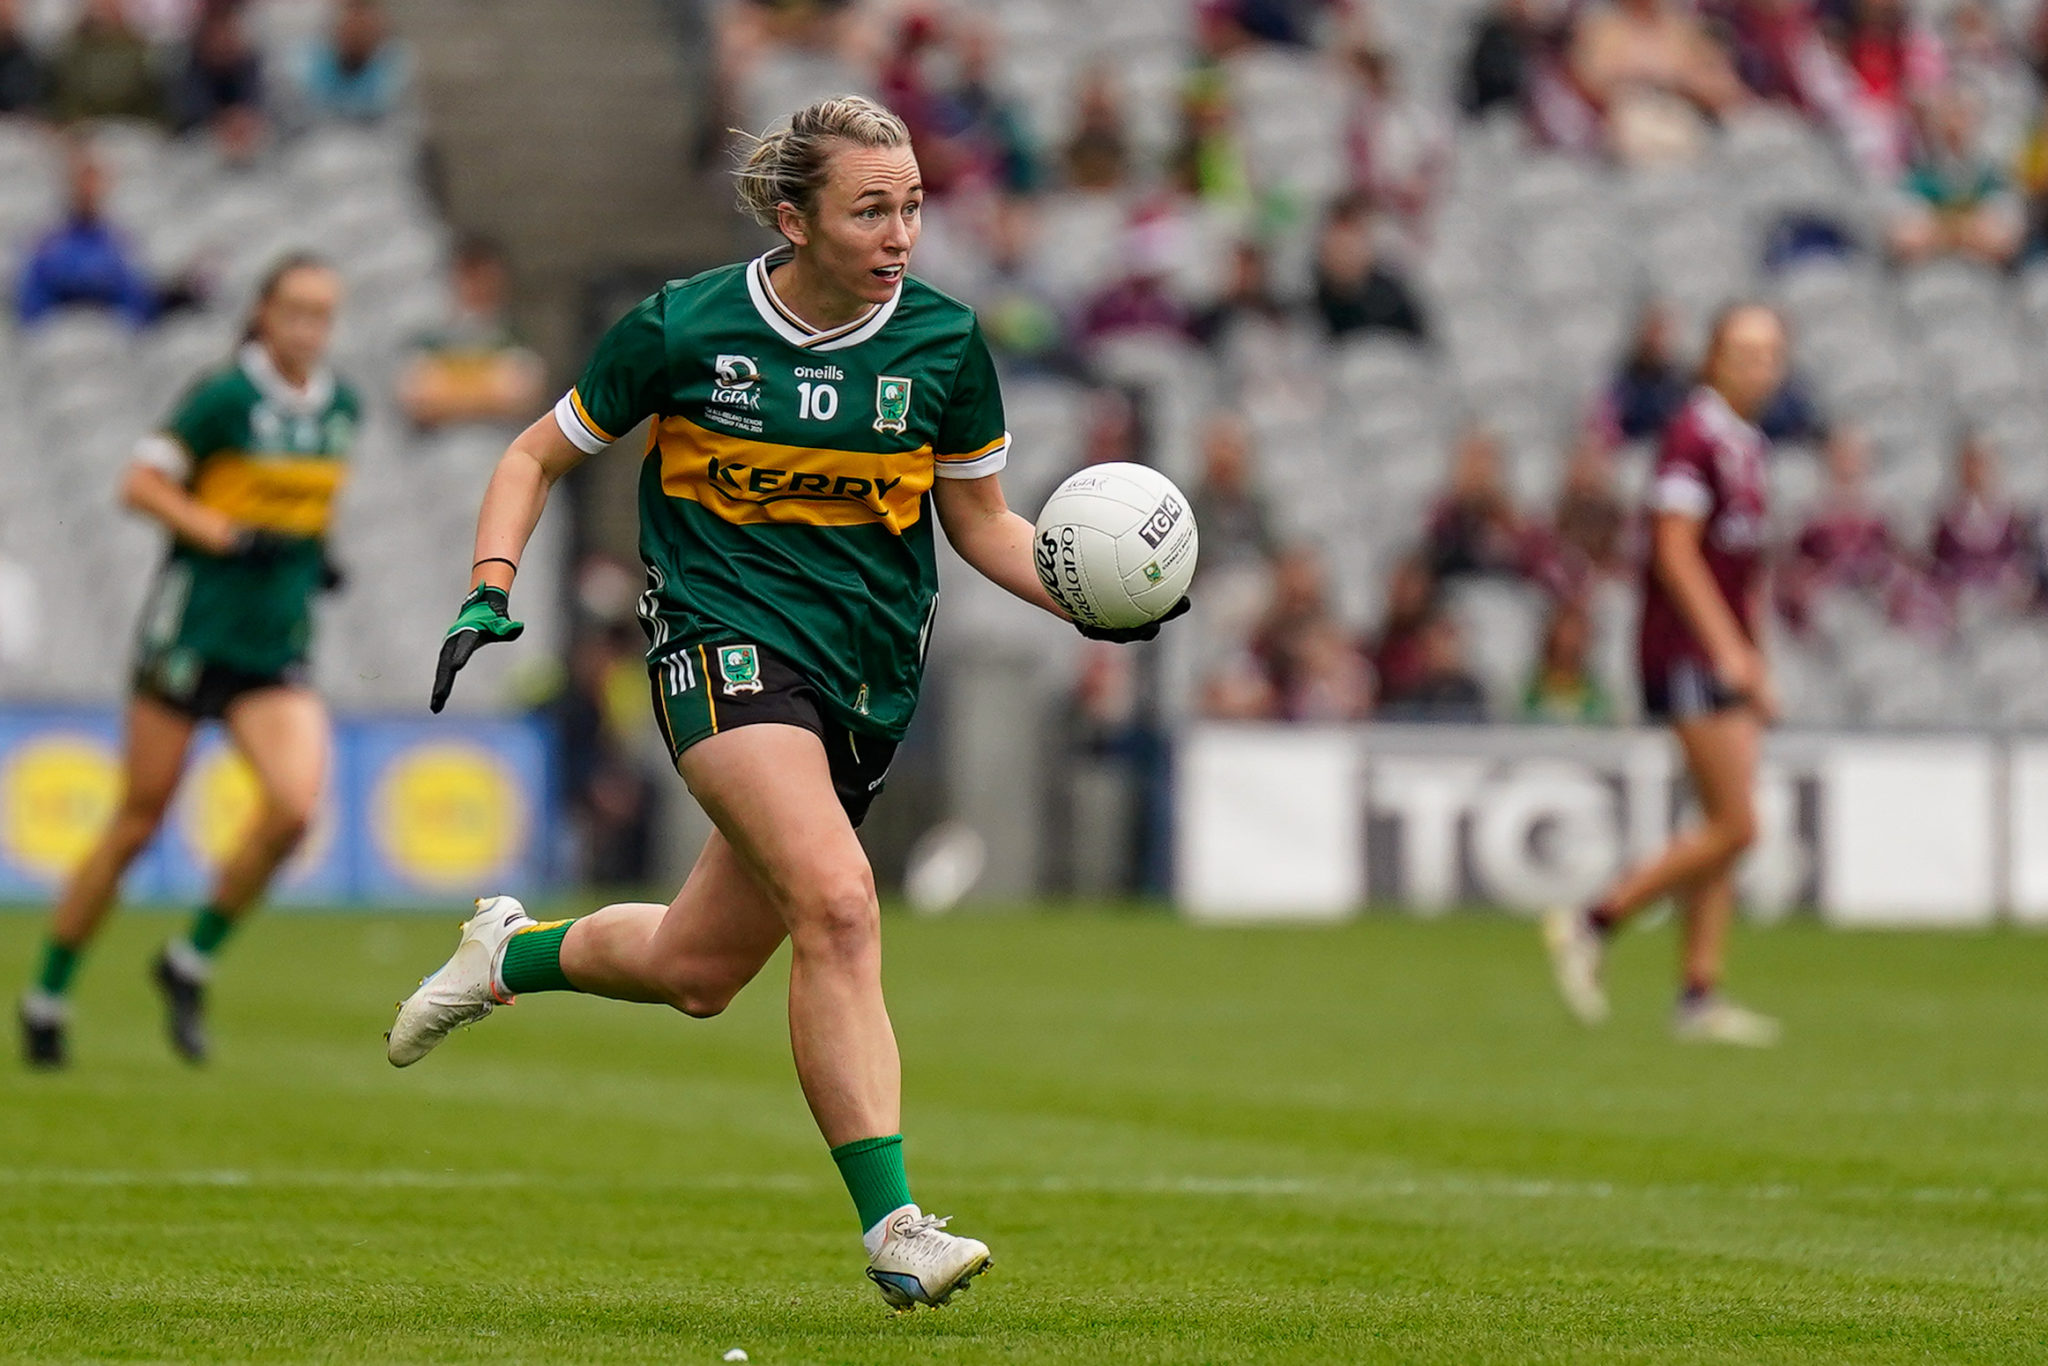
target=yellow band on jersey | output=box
[191,453,348,535]
[654,413,933,533]
[569,389,615,444]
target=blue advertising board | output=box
[0,706,555,907]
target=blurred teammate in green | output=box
[387,94,1184,1309]
[19,257,356,1069]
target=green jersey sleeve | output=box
[555,292,669,453]
[931,320,1009,480]
[155,373,240,475]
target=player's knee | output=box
[1712,808,1758,857]
[110,791,173,847]
[671,984,734,1019]
[261,796,317,849]
[790,872,879,963]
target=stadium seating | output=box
[0,5,557,712]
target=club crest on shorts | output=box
[717,644,763,695]
[873,376,912,434]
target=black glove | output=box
[1075,595,1191,643]
[319,554,347,593]
[228,528,299,564]
[430,585,525,713]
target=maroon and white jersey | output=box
[1638,387,1769,674]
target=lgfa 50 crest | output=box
[873,376,912,434]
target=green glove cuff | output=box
[448,585,523,640]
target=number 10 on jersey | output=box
[796,382,838,421]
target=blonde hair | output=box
[732,95,912,232]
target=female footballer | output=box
[1543,302,1786,1048]
[19,256,355,1068]
[388,96,1184,1309]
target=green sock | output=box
[186,906,237,957]
[831,1134,915,1233]
[33,940,80,997]
[499,920,575,994]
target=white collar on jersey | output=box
[745,244,902,352]
[238,341,335,415]
[1691,385,1763,448]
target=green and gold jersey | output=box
[134,343,358,680]
[555,246,1009,740]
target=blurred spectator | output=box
[556,624,661,886]
[1930,432,2034,601]
[1199,650,1281,720]
[1426,424,1528,580]
[1571,0,1749,166]
[880,11,1039,198]
[170,3,263,134]
[1601,296,1825,443]
[1460,0,1539,118]
[1250,545,1374,722]
[958,196,1069,370]
[48,0,166,125]
[15,144,155,327]
[1779,424,1901,627]
[0,0,46,115]
[1193,239,1291,351]
[1370,552,1440,700]
[1078,213,1195,346]
[1312,192,1427,341]
[1522,600,1614,723]
[1707,0,1833,110]
[1063,65,1130,191]
[398,236,546,430]
[1189,413,1278,575]
[1603,298,1689,441]
[297,0,412,125]
[1945,0,2030,163]
[1547,433,1630,586]
[1344,45,1450,246]
[1170,62,1252,206]
[1201,0,1330,50]
[1822,0,1947,182]
[1888,87,2023,266]
[1378,610,1488,721]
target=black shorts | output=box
[647,641,897,828]
[1641,658,1747,724]
[134,650,306,721]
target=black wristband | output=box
[472,557,518,575]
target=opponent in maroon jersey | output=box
[1542,304,1788,1048]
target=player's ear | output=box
[777,201,810,248]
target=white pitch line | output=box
[0,1169,2038,1209]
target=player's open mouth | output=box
[872,265,903,282]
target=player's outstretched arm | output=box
[933,471,1067,618]
[430,413,591,713]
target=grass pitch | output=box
[1,906,2044,1364]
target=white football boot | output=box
[1673,996,1781,1048]
[386,896,533,1067]
[1541,906,1610,1026]
[864,1207,992,1310]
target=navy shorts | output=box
[134,650,306,721]
[1641,658,1748,724]
[647,641,896,828]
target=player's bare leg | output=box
[155,686,330,1063]
[1597,708,1760,925]
[675,724,900,1144]
[21,697,195,1067]
[1672,865,1780,1046]
[1546,708,1761,1029]
[556,831,788,1014]
[386,721,990,1305]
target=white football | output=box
[1033,462,1199,631]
